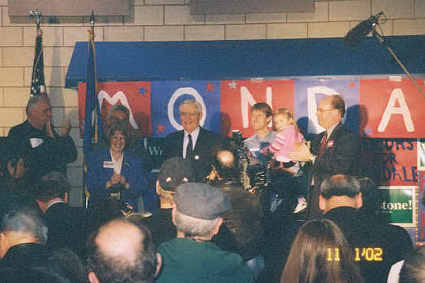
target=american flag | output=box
[30,29,46,96]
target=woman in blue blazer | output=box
[86,121,156,212]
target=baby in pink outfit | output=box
[267,108,307,213]
[269,108,305,170]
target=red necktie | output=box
[318,132,328,157]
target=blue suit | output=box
[86,147,157,212]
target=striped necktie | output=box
[186,134,193,159]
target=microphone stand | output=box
[371,25,425,100]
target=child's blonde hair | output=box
[273,108,296,126]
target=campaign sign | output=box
[360,78,425,138]
[293,79,360,136]
[78,81,152,137]
[377,186,415,227]
[220,80,294,138]
[150,81,221,137]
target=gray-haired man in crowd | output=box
[156,182,254,283]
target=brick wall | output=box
[0,0,424,206]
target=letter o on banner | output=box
[168,87,207,130]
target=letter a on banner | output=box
[378,88,414,133]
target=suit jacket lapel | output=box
[328,123,343,142]
[178,131,185,156]
[193,127,204,153]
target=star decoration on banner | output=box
[139,87,146,95]
[206,83,215,92]
[157,125,165,134]
[349,81,356,88]
[228,81,237,89]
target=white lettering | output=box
[168,87,206,130]
[307,86,340,134]
[378,88,414,132]
[241,86,273,129]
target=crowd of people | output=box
[0,94,420,283]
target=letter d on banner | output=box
[307,86,341,134]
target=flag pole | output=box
[89,10,99,145]
[29,9,46,96]
[84,10,101,208]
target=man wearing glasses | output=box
[290,95,361,218]
[163,99,226,181]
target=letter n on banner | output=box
[78,81,152,137]
[220,80,294,138]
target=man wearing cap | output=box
[156,182,254,283]
[141,157,195,246]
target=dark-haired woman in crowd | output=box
[281,218,364,283]
[86,120,156,212]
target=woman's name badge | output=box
[103,161,114,168]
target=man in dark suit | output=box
[319,174,413,283]
[34,171,88,258]
[7,95,77,184]
[290,94,361,217]
[163,98,227,181]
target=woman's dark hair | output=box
[281,218,363,283]
[104,120,129,148]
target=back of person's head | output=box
[251,102,272,117]
[211,150,237,182]
[399,246,425,283]
[0,193,47,257]
[107,104,130,122]
[173,182,231,239]
[281,218,363,283]
[320,174,361,199]
[87,218,158,283]
[157,157,194,192]
[87,198,124,235]
[34,171,70,202]
[47,248,87,283]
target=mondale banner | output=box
[78,77,425,139]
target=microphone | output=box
[344,11,384,46]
